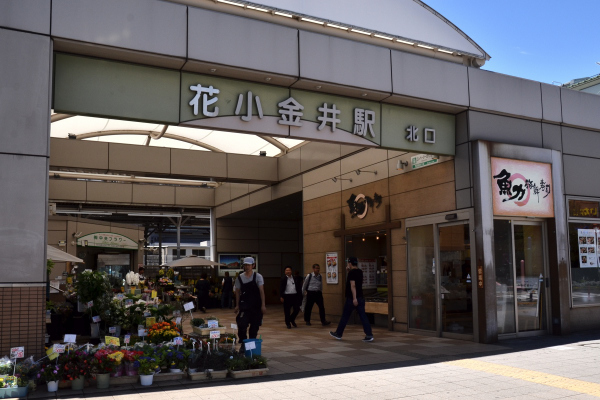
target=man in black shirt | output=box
[221,271,233,309]
[330,257,373,342]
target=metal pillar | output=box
[210,209,216,261]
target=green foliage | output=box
[225,355,249,371]
[190,318,205,327]
[249,355,268,369]
[149,303,175,322]
[206,350,231,371]
[47,259,54,276]
[75,270,112,304]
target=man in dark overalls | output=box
[234,257,266,350]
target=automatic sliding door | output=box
[407,225,436,331]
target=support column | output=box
[210,209,216,261]
[0,27,52,358]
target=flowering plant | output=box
[122,350,143,362]
[125,271,140,286]
[164,347,190,370]
[147,321,180,344]
[37,363,64,382]
[134,357,158,375]
[91,350,120,374]
[61,351,91,380]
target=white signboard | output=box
[77,232,138,250]
[358,258,377,289]
[491,157,554,218]
[138,329,147,337]
[207,320,219,328]
[411,154,438,169]
[231,323,238,330]
[209,330,221,339]
[244,340,256,350]
[326,252,339,284]
[183,302,195,311]
[64,334,77,343]
[578,229,597,268]
[53,344,66,354]
[174,337,184,345]
[10,347,24,359]
[124,335,131,344]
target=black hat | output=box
[348,257,358,266]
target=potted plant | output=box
[147,321,180,344]
[135,357,157,386]
[38,362,64,392]
[91,349,119,389]
[227,354,268,379]
[218,333,236,352]
[62,350,90,390]
[187,349,206,380]
[75,270,112,337]
[122,350,143,377]
[164,347,190,373]
[205,351,229,380]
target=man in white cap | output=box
[234,257,266,350]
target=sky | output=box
[423,0,600,85]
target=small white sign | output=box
[209,330,221,339]
[244,341,256,350]
[138,329,147,337]
[116,294,124,300]
[183,302,195,311]
[10,347,24,359]
[92,315,101,323]
[173,310,181,317]
[124,335,131,344]
[54,344,66,354]
[143,311,151,317]
[125,299,134,308]
[109,327,116,334]
[207,320,219,328]
[64,334,77,343]
[175,317,182,324]
[231,323,238,329]
[174,337,184,345]
[87,301,94,308]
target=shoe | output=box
[291,321,297,328]
[286,324,291,329]
[322,321,331,326]
[305,321,312,326]
[362,336,374,342]
[329,331,342,340]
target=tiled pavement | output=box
[29,306,600,399]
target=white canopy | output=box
[47,245,84,263]
[164,255,224,267]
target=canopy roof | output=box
[47,245,84,263]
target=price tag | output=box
[151,290,157,298]
[173,337,184,345]
[10,347,24,359]
[116,294,124,300]
[244,341,256,350]
[143,311,151,317]
[207,320,218,328]
[54,344,66,354]
[124,335,131,344]
[183,301,195,311]
[64,334,77,343]
[92,315,101,323]
[130,288,136,294]
[209,331,221,339]
[125,299,134,308]
[145,317,156,328]
[46,347,58,361]
[109,327,116,334]
[175,317,182,325]
[173,310,181,317]
[87,301,94,308]
[231,323,238,330]
[105,336,120,346]
[138,328,147,337]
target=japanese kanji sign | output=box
[491,158,554,218]
[77,232,138,250]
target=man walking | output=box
[330,257,373,342]
[303,264,331,326]
[234,257,266,349]
[279,266,302,329]
[221,271,233,309]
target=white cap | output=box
[243,257,255,265]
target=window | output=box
[192,249,205,257]
[568,199,600,306]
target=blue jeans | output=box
[334,297,372,337]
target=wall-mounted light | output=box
[332,177,352,183]
[445,213,458,221]
[356,169,378,176]
[396,160,409,170]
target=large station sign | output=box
[53,53,455,155]
[491,157,554,218]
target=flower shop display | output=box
[0,359,34,398]
[147,321,180,344]
[163,347,190,372]
[135,357,158,386]
[38,362,64,392]
[227,354,268,379]
[61,350,90,390]
[192,316,226,336]
[122,350,143,376]
[125,271,140,287]
[91,349,120,388]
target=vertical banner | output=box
[358,258,377,289]
[326,252,338,284]
[578,229,597,268]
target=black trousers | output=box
[283,293,300,326]
[304,290,327,323]
[236,308,262,344]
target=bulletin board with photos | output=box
[568,221,600,306]
[217,254,258,277]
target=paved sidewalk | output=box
[29,306,600,399]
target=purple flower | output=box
[37,374,40,379]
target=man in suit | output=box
[279,266,302,329]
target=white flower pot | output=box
[47,380,59,392]
[169,368,181,373]
[140,374,154,386]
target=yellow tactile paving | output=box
[446,359,600,397]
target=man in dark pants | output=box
[221,271,233,308]
[279,266,302,329]
[303,263,331,326]
[234,257,266,350]
[330,257,373,342]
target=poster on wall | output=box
[358,258,377,289]
[491,157,554,218]
[578,229,597,268]
[325,252,338,284]
[217,254,258,276]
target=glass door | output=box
[407,225,436,331]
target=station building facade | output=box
[2,0,600,356]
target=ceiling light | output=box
[326,23,348,30]
[374,34,393,40]
[217,0,244,7]
[417,44,434,50]
[362,237,366,242]
[396,39,414,45]
[301,17,324,25]
[274,11,293,18]
[350,28,371,35]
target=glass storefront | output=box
[345,231,388,304]
[407,225,435,331]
